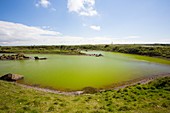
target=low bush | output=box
[83,87,98,94]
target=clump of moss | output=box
[83,87,98,94]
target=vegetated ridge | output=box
[0,44,170,59]
[0,76,170,113]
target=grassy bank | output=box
[112,52,170,65]
[0,44,170,59]
[76,44,170,59]
[0,76,170,113]
[0,46,84,55]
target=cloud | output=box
[1,21,164,46]
[0,21,61,45]
[90,25,101,31]
[51,8,56,11]
[82,23,87,27]
[123,36,140,39]
[36,0,51,8]
[67,0,98,16]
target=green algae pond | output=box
[0,51,170,91]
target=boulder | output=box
[95,54,103,57]
[0,73,24,81]
[0,53,30,60]
[34,56,47,60]
[34,56,39,60]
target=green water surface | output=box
[0,51,170,90]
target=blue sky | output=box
[0,0,170,45]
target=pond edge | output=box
[12,73,170,96]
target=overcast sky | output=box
[0,0,170,45]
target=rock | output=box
[0,53,30,60]
[34,56,47,60]
[39,58,47,60]
[34,56,39,60]
[23,56,30,59]
[16,53,24,57]
[98,54,103,56]
[0,73,24,81]
[95,54,103,57]
[86,53,103,57]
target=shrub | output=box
[149,77,170,90]
[48,106,55,112]
[148,102,157,107]
[118,105,133,111]
[142,86,148,90]
[136,85,142,90]
[162,103,168,108]
[83,87,98,94]
[123,88,128,92]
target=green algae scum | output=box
[0,51,170,91]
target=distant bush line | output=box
[0,44,170,58]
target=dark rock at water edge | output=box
[87,53,103,57]
[96,54,103,57]
[0,53,30,60]
[0,73,24,81]
[34,56,47,60]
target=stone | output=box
[0,53,30,60]
[34,56,47,60]
[0,73,24,81]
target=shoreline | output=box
[1,51,169,62]
[14,73,170,96]
[110,73,170,90]
[0,52,103,59]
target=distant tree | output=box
[104,45,109,48]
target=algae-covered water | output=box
[0,51,170,90]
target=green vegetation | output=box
[76,44,170,59]
[110,44,170,59]
[0,44,170,112]
[0,46,84,55]
[112,52,170,65]
[0,44,170,59]
[0,76,170,113]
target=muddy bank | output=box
[16,83,83,95]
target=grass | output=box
[112,52,170,65]
[1,44,170,59]
[0,76,170,113]
[0,46,84,55]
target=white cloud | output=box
[1,21,166,46]
[67,0,98,16]
[0,21,61,45]
[82,23,87,27]
[36,0,51,8]
[41,26,51,29]
[51,8,56,11]
[90,25,101,31]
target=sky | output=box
[0,0,170,45]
